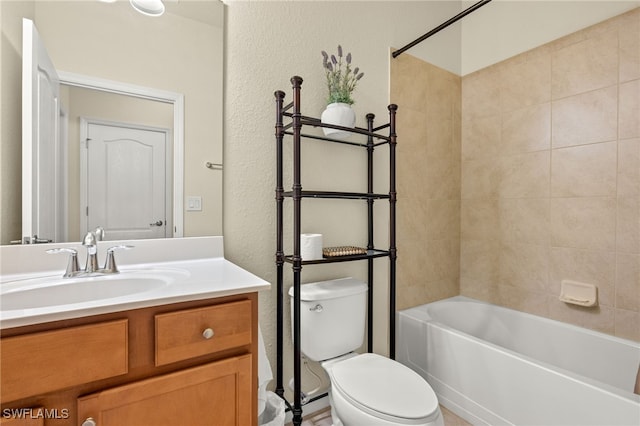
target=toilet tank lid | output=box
[288,278,367,301]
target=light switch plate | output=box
[187,196,202,211]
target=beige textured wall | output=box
[460,9,640,342]
[224,0,463,399]
[391,53,461,310]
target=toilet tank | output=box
[288,277,368,362]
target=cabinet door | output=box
[77,355,253,426]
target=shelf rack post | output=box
[274,90,286,399]
[388,104,398,359]
[290,75,304,426]
[366,113,375,353]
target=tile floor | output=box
[286,405,472,426]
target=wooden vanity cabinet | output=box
[0,293,258,426]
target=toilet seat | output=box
[327,353,440,424]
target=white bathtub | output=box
[397,296,640,426]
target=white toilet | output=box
[289,277,443,426]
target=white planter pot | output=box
[320,102,356,139]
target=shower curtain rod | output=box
[392,0,493,58]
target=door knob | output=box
[150,220,163,226]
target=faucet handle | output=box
[94,226,105,241]
[103,245,134,274]
[46,248,80,277]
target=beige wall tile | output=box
[616,254,639,312]
[548,297,615,335]
[460,275,500,305]
[618,138,640,197]
[397,196,429,239]
[549,247,616,307]
[390,53,429,111]
[551,29,618,99]
[462,66,501,119]
[619,79,640,139]
[499,151,550,198]
[552,86,617,148]
[426,199,460,241]
[550,197,616,251]
[459,9,639,342]
[499,241,549,293]
[396,107,428,197]
[425,239,459,283]
[461,115,501,161]
[499,198,550,245]
[461,199,499,241]
[461,157,501,200]
[498,285,549,318]
[427,118,454,159]
[501,47,552,112]
[424,157,460,200]
[551,141,617,197]
[427,64,460,122]
[460,239,500,286]
[502,103,551,155]
[614,308,640,341]
[393,53,461,310]
[619,9,640,82]
[617,196,640,254]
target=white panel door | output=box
[22,18,63,243]
[84,122,168,240]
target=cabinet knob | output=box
[82,418,97,426]
[202,328,215,339]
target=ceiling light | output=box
[130,0,165,17]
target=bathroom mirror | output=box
[1,0,224,244]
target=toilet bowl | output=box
[322,353,443,426]
[290,278,444,426]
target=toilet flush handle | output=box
[310,304,323,312]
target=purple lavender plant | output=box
[321,45,364,105]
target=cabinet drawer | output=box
[155,300,252,366]
[0,320,128,403]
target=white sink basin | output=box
[1,269,189,311]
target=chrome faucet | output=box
[82,231,100,273]
[46,227,134,278]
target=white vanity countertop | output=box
[0,237,270,329]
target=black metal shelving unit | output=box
[274,76,397,426]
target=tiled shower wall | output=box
[391,52,462,310]
[460,9,639,341]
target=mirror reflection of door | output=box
[22,18,67,244]
[81,120,171,240]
